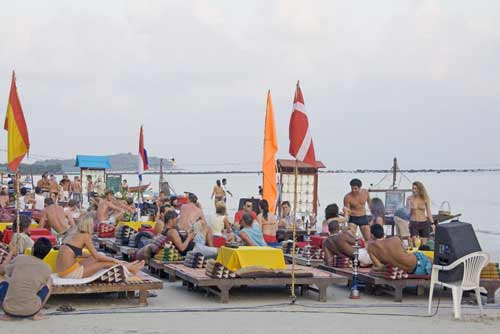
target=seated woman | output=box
[207,201,234,242]
[321,203,349,234]
[369,198,385,226]
[239,213,266,246]
[164,210,218,258]
[56,214,144,279]
[257,199,277,243]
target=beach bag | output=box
[438,201,451,216]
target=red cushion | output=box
[2,229,13,245]
[213,236,226,248]
[310,236,326,248]
[29,228,50,236]
[98,223,116,238]
[31,234,57,246]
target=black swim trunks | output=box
[409,220,431,238]
[348,215,369,226]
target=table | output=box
[216,246,286,272]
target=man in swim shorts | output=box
[323,221,372,267]
[367,224,432,275]
[344,178,371,240]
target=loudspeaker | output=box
[434,220,481,283]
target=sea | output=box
[36,171,500,261]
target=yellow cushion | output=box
[116,221,156,231]
[24,248,90,273]
[216,246,286,272]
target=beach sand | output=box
[2,276,499,334]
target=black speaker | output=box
[434,221,481,283]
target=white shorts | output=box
[358,248,373,267]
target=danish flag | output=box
[289,81,316,166]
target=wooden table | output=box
[147,258,182,281]
[51,272,163,306]
[164,263,347,303]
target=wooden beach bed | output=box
[319,265,500,303]
[146,258,183,281]
[164,263,347,303]
[51,271,163,306]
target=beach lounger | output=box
[51,267,163,306]
[146,258,183,281]
[164,263,347,303]
[319,264,500,303]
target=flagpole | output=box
[290,159,298,302]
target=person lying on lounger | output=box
[367,224,432,275]
[56,214,144,279]
[163,210,218,258]
[0,237,53,321]
[322,220,372,267]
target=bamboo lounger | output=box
[164,263,347,303]
[147,258,183,281]
[319,265,500,303]
[284,254,324,268]
[51,272,163,306]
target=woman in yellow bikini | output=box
[56,214,144,279]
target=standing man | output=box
[221,178,233,203]
[48,175,59,201]
[86,175,94,203]
[344,178,371,241]
[36,172,50,198]
[278,201,302,229]
[71,176,82,206]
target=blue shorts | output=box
[0,281,49,318]
[411,251,432,275]
[349,215,369,226]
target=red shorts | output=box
[263,234,277,243]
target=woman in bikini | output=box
[257,199,278,243]
[56,214,144,279]
[369,197,385,226]
[407,181,433,248]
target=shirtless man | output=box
[210,180,225,206]
[322,221,372,267]
[97,191,134,224]
[36,172,50,196]
[71,176,82,204]
[367,224,432,275]
[86,175,94,203]
[344,178,371,241]
[48,175,59,201]
[40,198,75,242]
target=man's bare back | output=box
[367,237,416,273]
[41,204,73,234]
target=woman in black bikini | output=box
[56,214,144,279]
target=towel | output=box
[51,264,131,286]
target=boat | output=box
[127,183,151,193]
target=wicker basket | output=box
[438,201,451,216]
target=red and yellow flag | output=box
[262,90,278,213]
[4,71,30,171]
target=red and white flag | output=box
[138,125,149,181]
[289,81,316,166]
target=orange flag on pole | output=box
[262,90,278,213]
[4,71,30,171]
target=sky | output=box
[1,0,499,171]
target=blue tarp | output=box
[75,155,111,169]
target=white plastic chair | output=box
[428,251,490,319]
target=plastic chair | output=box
[428,251,490,319]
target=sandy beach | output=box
[2,276,499,334]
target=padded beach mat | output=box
[51,265,131,286]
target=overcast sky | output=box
[1,0,499,170]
